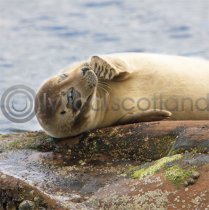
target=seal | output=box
[35,53,209,138]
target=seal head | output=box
[35,64,98,138]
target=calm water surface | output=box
[0,0,209,133]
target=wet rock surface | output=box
[1,121,209,209]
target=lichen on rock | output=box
[165,165,197,186]
[132,154,182,179]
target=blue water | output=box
[0,0,209,133]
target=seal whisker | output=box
[98,81,111,92]
[98,83,109,89]
[98,84,110,96]
[98,81,111,90]
[98,84,108,93]
[99,80,109,85]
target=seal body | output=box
[36,53,209,137]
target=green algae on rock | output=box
[165,165,197,186]
[132,154,182,179]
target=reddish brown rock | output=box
[1,121,209,209]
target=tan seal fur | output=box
[35,53,209,138]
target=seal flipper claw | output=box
[90,55,130,81]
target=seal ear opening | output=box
[90,55,131,81]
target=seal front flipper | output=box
[90,56,131,81]
[117,110,172,125]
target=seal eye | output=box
[59,73,68,81]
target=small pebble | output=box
[1,175,6,179]
[34,196,41,203]
[184,181,189,187]
[192,171,200,179]
[29,190,34,195]
[19,200,35,210]
[185,188,189,192]
[188,178,195,185]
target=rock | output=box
[1,121,209,209]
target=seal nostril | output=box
[60,111,66,115]
[82,63,91,76]
[82,67,90,76]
